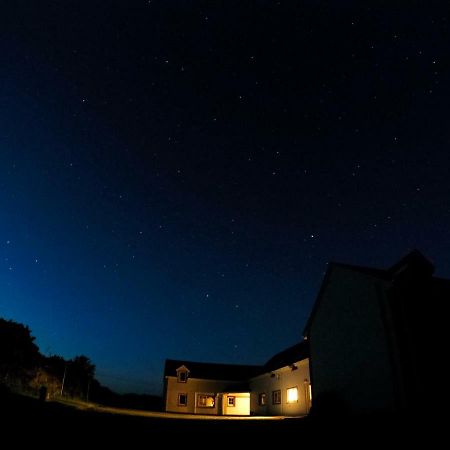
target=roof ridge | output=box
[165,358,262,368]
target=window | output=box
[258,393,266,406]
[178,393,187,406]
[227,396,236,407]
[197,394,215,408]
[287,386,298,403]
[177,371,188,383]
[304,379,312,409]
[272,390,281,405]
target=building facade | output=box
[164,340,311,416]
[304,250,447,415]
[163,250,445,417]
[249,342,311,416]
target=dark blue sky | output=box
[1,1,450,394]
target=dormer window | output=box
[176,365,189,383]
[178,371,187,382]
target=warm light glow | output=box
[197,394,215,407]
[287,387,298,403]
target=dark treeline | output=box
[0,317,161,411]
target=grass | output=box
[0,389,428,445]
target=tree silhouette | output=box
[1,317,161,410]
[64,355,96,398]
[0,318,40,388]
[71,355,95,379]
[43,355,67,380]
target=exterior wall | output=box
[249,358,311,416]
[165,376,247,414]
[309,267,396,414]
[222,393,250,416]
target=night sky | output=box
[1,1,450,395]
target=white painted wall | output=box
[308,266,397,413]
[249,358,311,416]
[221,393,250,416]
[165,376,248,414]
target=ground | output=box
[0,390,431,444]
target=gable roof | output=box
[263,340,309,372]
[388,249,434,277]
[165,341,310,382]
[303,250,440,336]
[164,359,262,381]
[330,262,392,281]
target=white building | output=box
[250,341,311,416]
[163,360,259,415]
[163,340,311,416]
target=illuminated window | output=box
[177,371,188,383]
[197,394,215,408]
[178,393,187,406]
[272,390,281,404]
[304,379,312,409]
[227,396,235,407]
[287,386,298,403]
[258,393,266,406]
